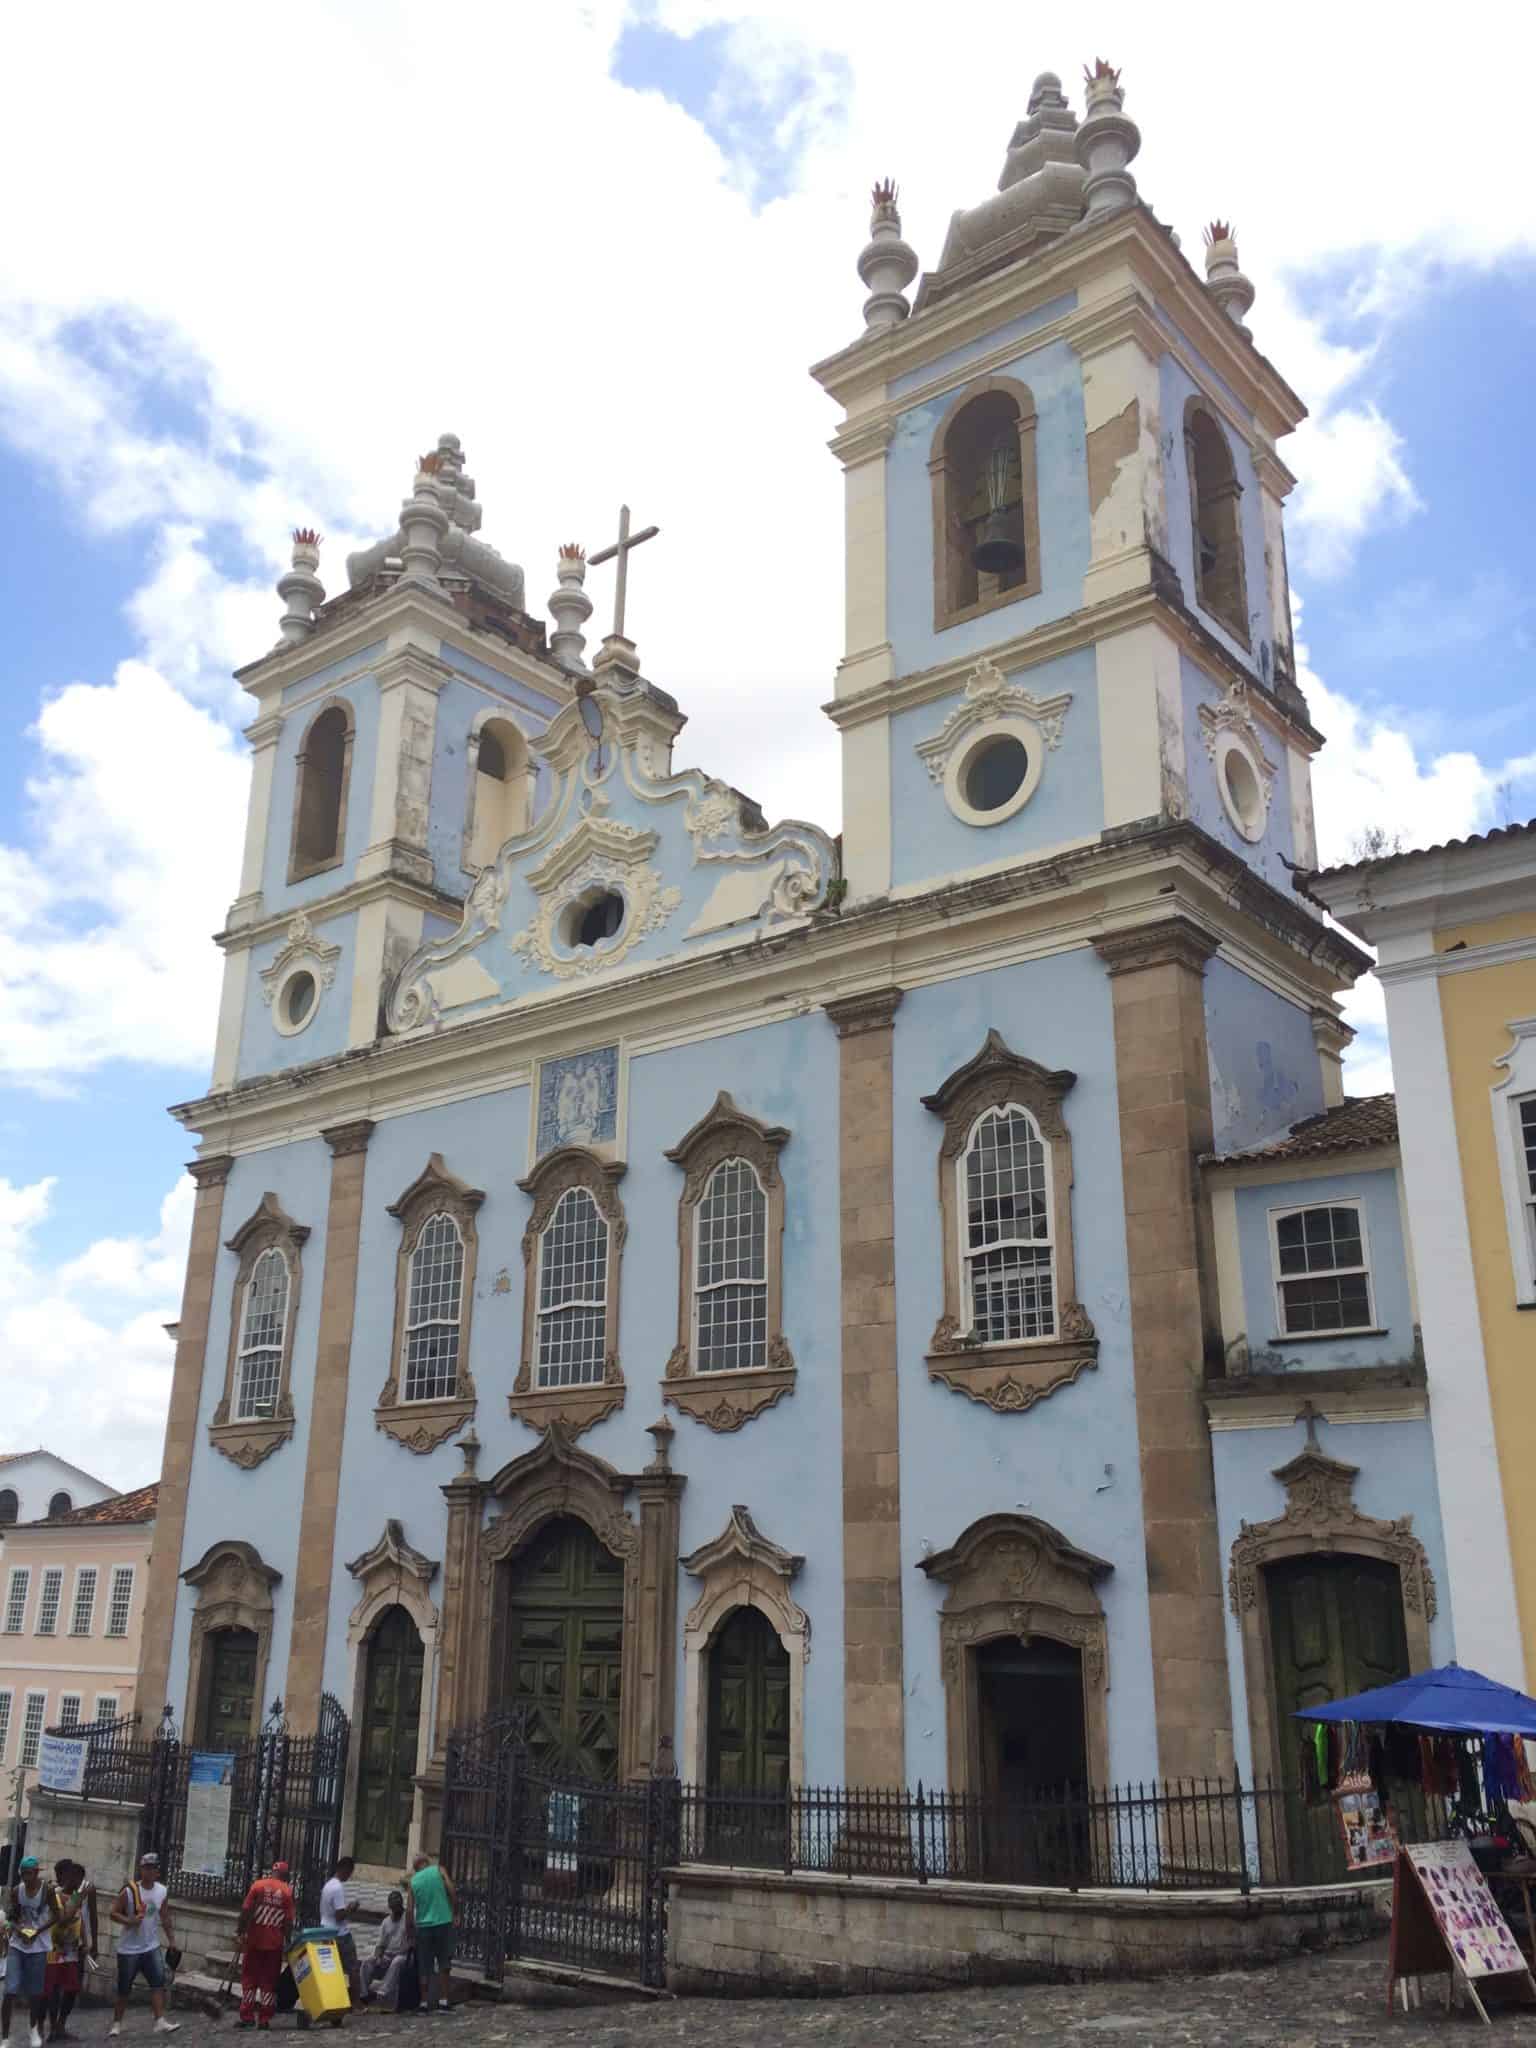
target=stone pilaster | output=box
[825,987,906,1788]
[432,1434,488,1758]
[136,1154,234,1726]
[286,1119,375,1733]
[1095,918,1232,1780]
[631,1419,686,1774]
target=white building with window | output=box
[0,1451,114,1542]
[0,1486,157,1837]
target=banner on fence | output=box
[184,1751,236,1877]
[37,1735,88,1795]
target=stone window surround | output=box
[340,1519,440,1867]
[461,706,537,878]
[210,1194,310,1469]
[922,1030,1099,1413]
[375,1154,484,1454]
[286,695,356,885]
[1183,397,1252,651]
[180,1537,281,1743]
[918,1512,1112,1797]
[1266,1196,1381,1341]
[1492,1018,1536,1306]
[511,1147,627,1437]
[929,375,1044,632]
[1228,1438,1436,1796]
[681,1506,810,1786]
[663,1093,796,1433]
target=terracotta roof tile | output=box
[1202,1094,1398,1169]
[1310,817,1536,883]
[24,1482,159,1528]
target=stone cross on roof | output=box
[589,504,659,642]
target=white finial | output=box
[1203,222,1255,335]
[548,545,593,672]
[857,179,919,333]
[276,528,325,645]
[1076,61,1140,218]
[398,451,449,588]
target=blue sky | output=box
[0,1,1533,1486]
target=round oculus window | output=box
[561,888,626,951]
[963,734,1029,813]
[1219,741,1267,842]
[277,968,318,1032]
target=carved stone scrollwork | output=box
[921,1031,1098,1412]
[661,1094,796,1431]
[511,1149,627,1436]
[681,1507,810,1782]
[375,1155,484,1453]
[920,1513,1112,1794]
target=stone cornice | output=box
[822,581,1323,755]
[1094,914,1220,978]
[216,869,469,955]
[823,987,904,1038]
[186,1154,235,1189]
[173,823,1367,1157]
[321,1118,376,1158]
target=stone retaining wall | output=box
[665,1863,1390,1996]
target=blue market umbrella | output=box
[1293,1662,1536,1737]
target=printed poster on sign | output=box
[1405,1839,1527,1980]
[183,1751,236,1878]
[1334,1773,1397,1870]
[37,1734,87,1795]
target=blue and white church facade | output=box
[138,63,1454,1873]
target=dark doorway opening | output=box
[975,1638,1087,1882]
[707,1606,790,1793]
[354,1604,423,1868]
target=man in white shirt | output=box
[2,1855,56,2048]
[317,1859,360,2006]
[107,1854,179,2039]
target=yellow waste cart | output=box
[287,1929,351,2025]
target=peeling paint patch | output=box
[1086,398,1140,515]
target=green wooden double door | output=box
[355,1605,424,1868]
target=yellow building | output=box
[1316,822,1536,1688]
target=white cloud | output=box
[0,1174,186,1490]
[1288,405,1423,580]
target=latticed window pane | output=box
[70,1567,97,1636]
[95,1695,118,1726]
[4,1570,30,1634]
[536,1187,608,1388]
[695,1158,767,1372]
[20,1693,47,1770]
[106,1566,135,1638]
[1521,1100,1536,1260]
[403,1212,465,1402]
[237,1247,290,1420]
[0,1692,11,1764]
[962,1106,1055,1341]
[36,1569,63,1636]
[58,1694,82,1730]
[1275,1204,1372,1333]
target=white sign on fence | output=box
[183,1752,236,1878]
[37,1735,87,1795]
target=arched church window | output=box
[663,1093,795,1430]
[236,1247,291,1420]
[376,1155,483,1451]
[960,1105,1056,1342]
[47,1492,72,1519]
[1185,404,1249,644]
[466,716,529,871]
[289,699,354,879]
[930,377,1042,631]
[0,1490,17,1526]
[511,1148,627,1435]
[212,1195,310,1467]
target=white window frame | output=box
[401,1212,467,1404]
[19,1690,47,1770]
[94,1694,120,1726]
[534,1186,609,1389]
[1492,1018,1536,1307]
[235,1245,292,1422]
[35,1567,64,1636]
[691,1156,770,1374]
[69,1565,98,1637]
[1269,1198,1377,1339]
[4,1567,31,1635]
[958,1102,1059,1345]
[57,1692,82,1731]
[105,1565,135,1639]
[0,1689,12,1765]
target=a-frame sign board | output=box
[1388,1842,1536,2024]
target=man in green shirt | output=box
[406,1855,456,2015]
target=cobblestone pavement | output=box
[121,1940,1536,2048]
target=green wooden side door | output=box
[502,1517,625,1781]
[1268,1555,1410,1879]
[354,1605,424,1867]
[202,1627,258,1750]
[707,1606,790,1793]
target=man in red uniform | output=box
[234,1860,295,2030]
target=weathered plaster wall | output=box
[1179,658,1298,892]
[1211,1413,1452,1782]
[890,950,1159,1788]
[887,293,1077,400]
[261,673,380,913]
[1204,957,1322,1155]
[1232,1167,1413,1373]
[1157,353,1273,675]
[427,657,563,891]
[888,645,1101,891]
[237,911,357,1076]
[886,337,1091,677]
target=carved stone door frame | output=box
[681,1507,810,1786]
[181,1539,281,1741]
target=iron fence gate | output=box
[444,1711,676,1989]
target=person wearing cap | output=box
[107,1855,178,2038]
[2,1854,56,2048]
[233,1862,295,2031]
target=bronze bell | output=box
[972,510,1025,576]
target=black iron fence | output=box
[46,1698,349,1922]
